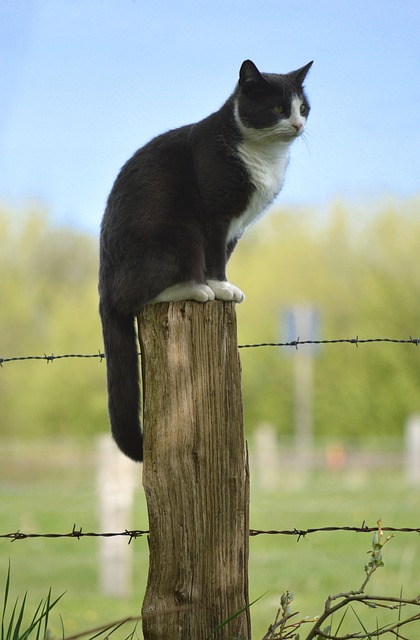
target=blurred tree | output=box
[229,197,420,443]
[1,199,419,444]
[0,206,106,440]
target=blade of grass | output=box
[21,595,45,640]
[123,621,139,640]
[87,618,128,640]
[333,604,349,636]
[23,592,64,640]
[12,592,28,640]
[37,590,52,640]
[2,562,12,640]
[2,565,64,640]
[350,604,373,640]
[59,614,65,640]
[396,586,403,640]
[206,592,268,640]
[62,616,140,640]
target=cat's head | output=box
[234,60,313,141]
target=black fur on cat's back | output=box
[99,59,313,461]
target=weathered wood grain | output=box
[138,300,250,640]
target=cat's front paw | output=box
[152,282,216,303]
[206,280,245,303]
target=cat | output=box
[99,59,313,462]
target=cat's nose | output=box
[292,122,303,133]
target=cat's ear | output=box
[288,61,313,85]
[239,60,265,88]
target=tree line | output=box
[1,198,419,444]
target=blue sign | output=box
[282,306,320,354]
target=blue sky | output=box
[1,0,420,232]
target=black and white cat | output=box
[99,59,313,461]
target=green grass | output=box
[0,439,419,639]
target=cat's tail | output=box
[100,304,143,462]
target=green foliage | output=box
[1,562,63,640]
[230,197,420,441]
[0,205,106,440]
[363,519,393,588]
[1,562,141,640]
[262,523,420,639]
[1,447,419,638]
[1,198,420,441]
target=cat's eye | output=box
[274,105,284,114]
[300,104,307,114]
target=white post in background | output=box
[253,423,281,491]
[284,305,319,475]
[97,435,137,598]
[405,414,420,486]
[293,344,313,471]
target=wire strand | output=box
[1,524,419,544]
[1,336,419,365]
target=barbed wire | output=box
[1,336,419,366]
[0,525,148,544]
[249,523,420,541]
[1,523,419,544]
[0,351,106,365]
[239,336,420,349]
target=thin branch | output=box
[304,595,420,640]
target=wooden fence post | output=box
[138,300,250,640]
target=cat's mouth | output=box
[274,122,305,140]
[290,124,304,136]
[278,127,304,140]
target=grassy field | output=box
[0,439,419,639]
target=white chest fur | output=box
[227,96,305,244]
[227,138,290,243]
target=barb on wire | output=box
[1,524,419,543]
[249,523,420,541]
[1,524,148,544]
[0,351,106,366]
[238,335,420,349]
[1,336,419,365]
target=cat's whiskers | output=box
[300,130,312,155]
[240,125,300,145]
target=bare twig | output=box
[266,521,420,640]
